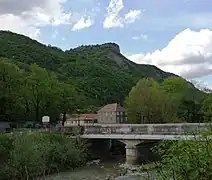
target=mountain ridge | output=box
[0,30,185,106]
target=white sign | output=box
[42,116,50,123]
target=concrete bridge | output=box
[63,123,210,164]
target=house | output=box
[65,113,98,125]
[97,103,127,124]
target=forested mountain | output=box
[0,30,178,106]
[1,30,210,124]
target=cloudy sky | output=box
[1,0,212,88]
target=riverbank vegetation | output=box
[154,130,212,180]
[0,132,87,180]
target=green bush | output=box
[155,131,212,180]
[0,134,14,159]
[0,132,87,180]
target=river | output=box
[43,159,155,180]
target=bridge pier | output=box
[125,144,138,165]
[120,140,142,165]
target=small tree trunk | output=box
[62,112,66,126]
[36,99,40,122]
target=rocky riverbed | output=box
[43,159,156,180]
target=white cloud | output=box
[72,16,94,31]
[103,0,124,28]
[0,0,95,39]
[103,0,143,29]
[126,28,212,79]
[0,14,41,38]
[132,34,149,41]
[0,0,73,38]
[124,10,142,24]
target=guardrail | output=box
[63,123,211,135]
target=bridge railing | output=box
[63,123,211,135]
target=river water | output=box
[44,159,155,180]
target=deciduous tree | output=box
[0,59,25,122]
[26,64,60,122]
[125,78,176,124]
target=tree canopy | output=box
[0,30,209,124]
[125,77,211,123]
[0,30,181,107]
[0,58,82,125]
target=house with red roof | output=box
[97,103,127,124]
[65,113,98,125]
[63,103,127,125]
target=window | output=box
[116,116,118,123]
[120,117,123,123]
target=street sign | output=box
[42,116,50,123]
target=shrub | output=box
[0,132,87,180]
[155,131,212,180]
[0,134,14,160]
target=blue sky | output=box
[0,0,212,89]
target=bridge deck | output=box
[64,123,210,141]
[80,134,197,140]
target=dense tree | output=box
[161,77,193,101]
[125,78,177,124]
[200,93,212,122]
[0,31,207,125]
[25,64,61,122]
[0,58,85,125]
[177,98,202,123]
[0,59,25,122]
[0,30,184,107]
[125,77,206,123]
[59,82,84,125]
[161,77,202,122]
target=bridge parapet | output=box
[64,123,210,135]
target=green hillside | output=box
[0,31,180,106]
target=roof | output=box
[68,113,98,121]
[79,114,98,119]
[98,103,125,112]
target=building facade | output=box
[97,103,127,124]
[65,113,98,125]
